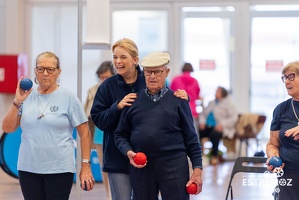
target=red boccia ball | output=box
[134,152,147,165]
[186,182,197,194]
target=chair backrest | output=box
[225,156,269,200]
[230,156,268,178]
[235,113,266,139]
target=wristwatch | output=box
[81,159,91,164]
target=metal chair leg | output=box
[272,185,279,200]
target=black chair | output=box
[225,156,268,200]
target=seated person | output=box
[199,86,238,164]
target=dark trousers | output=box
[199,126,222,156]
[19,170,74,200]
[130,155,190,200]
[277,171,299,200]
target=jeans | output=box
[108,172,133,200]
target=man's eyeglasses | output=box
[36,67,57,74]
[144,67,167,77]
[281,73,296,83]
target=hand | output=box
[214,124,223,132]
[79,164,95,191]
[117,93,137,110]
[15,77,33,102]
[127,150,147,168]
[284,126,299,140]
[186,168,203,195]
[174,89,189,101]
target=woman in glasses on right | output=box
[266,60,299,199]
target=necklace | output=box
[291,99,299,125]
[37,92,54,119]
[126,69,138,84]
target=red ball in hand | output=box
[186,182,197,194]
[133,152,147,165]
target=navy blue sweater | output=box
[90,65,146,173]
[115,89,203,168]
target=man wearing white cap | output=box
[115,51,203,200]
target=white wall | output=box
[1,0,299,134]
[0,0,26,136]
[0,0,4,53]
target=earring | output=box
[34,77,39,85]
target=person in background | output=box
[90,38,189,200]
[2,51,94,200]
[170,62,201,133]
[115,51,203,200]
[84,61,115,200]
[266,61,299,199]
[199,86,238,165]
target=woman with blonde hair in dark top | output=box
[91,38,188,200]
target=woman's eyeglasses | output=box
[281,73,296,83]
[35,67,57,74]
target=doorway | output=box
[181,6,235,105]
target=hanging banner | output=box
[265,60,283,71]
[199,59,216,70]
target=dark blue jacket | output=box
[91,65,146,173]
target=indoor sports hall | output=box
[1,0,299,199]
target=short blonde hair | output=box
[35,51,60,69]
[282,61,299,75]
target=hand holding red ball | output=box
[186,182,197,194]
[133,152,147,165]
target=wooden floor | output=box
[0,154,277,200]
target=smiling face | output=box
[111,38,139,83]
[144,65,170,94]
[113,46,138,79]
